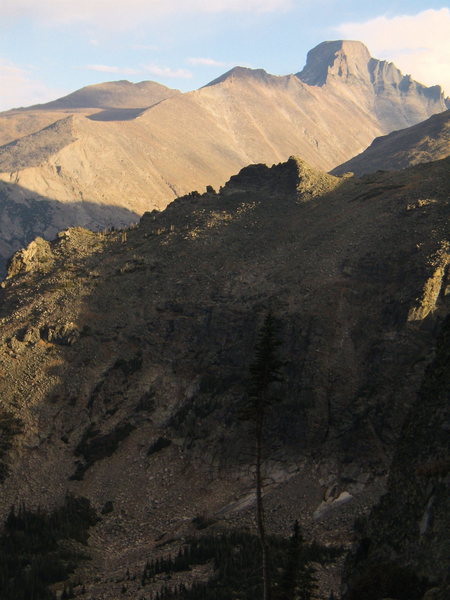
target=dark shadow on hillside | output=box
[87,108,147,121]
[41,156,450,472]
[0,181,140,276]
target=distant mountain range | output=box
[0,39,448,272]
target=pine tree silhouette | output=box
[243,312,283,600]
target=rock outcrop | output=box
[4,236,53,279]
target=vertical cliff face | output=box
[296,41,373,86]
[344,314,450,600]
[368,59,443,102]
[297,40,445,100]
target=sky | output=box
[0,1,449,110]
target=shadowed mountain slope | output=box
[345,314,450,600]
[0,155,449,598]
[0,180,139,275]
[332,109,450,176]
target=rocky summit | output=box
[0,40,448,274]
[0,155,449,599]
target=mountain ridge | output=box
[332,109,450,176]
[0,80,180,149]
[0,39,447,273]
[20,80,181,111]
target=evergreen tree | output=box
[244,312,283,600]
[281,520,302,600]
[280,521,317,600]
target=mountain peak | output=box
[296,40,372,86]
[204,66,274,87]
[30,80,180,110]
[296,40,447,107]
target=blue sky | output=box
[1,1,449,110]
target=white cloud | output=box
[2,0,292,28]
[0,60,65,110]
[143,64,192,79]
[85,64,140,74]
[336,8,450,95]
[187,57,227,67]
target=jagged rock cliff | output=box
[297,41,447,131]
[0,155,449,598]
